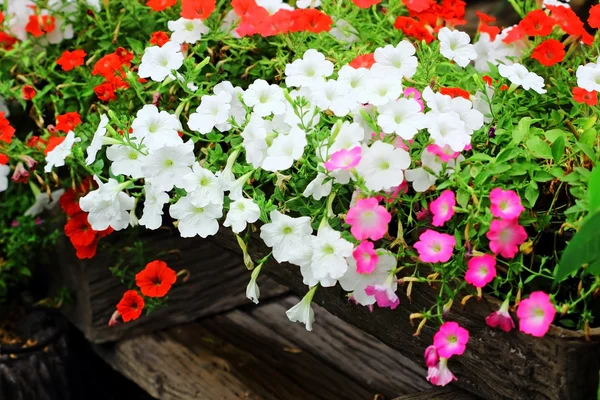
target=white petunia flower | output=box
[576,59,600,92]
[0,96,9,117]
[131,105,183,151]
[223,197,260,233]
[256,0,293,14]
[438,27,477,68]
[0,164,9,193]
[214,81,247,130]
[260,210,313,264]
[473,32,519,72]
[181,163,224,206]
[318,121,364,161]
[498,63,547,94]
[262,127,307,172]
[138,184,169,230]
[24,189,65,217]
[311,80,356,117]
[241,113,268,168]
[220,10,241,38]
[168,18,209,44]
[141,140,195,191]
[302,172,332,200]
[79,177,135,231]
[188,92,232,134]
[169,195,222,238]
[44,131,80,173]
[364,76,403,107]
[405,167,437,193]
[246,264,262,304]
[356,141,410,191]
[285,49,334,89]
[85,114,109,165]
[472,87,494,124]
[329,18,359,44]
[242,79,286,117]
[297,0,322,8]
[286,286,317,331]
[377,98,426,139]
[339,249,396,306]
[337,66,370,104]
[106,143,146,179]
[426,112,471,152]
[138,41,184,82]
[307,225,353,287]
[371,40,418,79]
[285,87,321,129]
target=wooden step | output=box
[394,387,480,400]
[93,295,431,399]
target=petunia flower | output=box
[146,0,177,12]
[531,39,565,67]
[85,114,109,165]
[377,98,426,139]
[325,147,362,171]
[303,172,332,200]
[286,286,317,331]
[285,49,333,89]
[346,198,392,241]
[138,41,184,82]
[356,141,410,192]
[486,218,527,258]
[260,210,313,265]
[429,190,456,227]
[498,63,547,94]
[516,291,556,337]
[486,298,515,332]
[188,92,232,135]
[141,141,195,192]
[223,198,260,234]
[572,87,598,106]
[576,57,600,92]
[79,177,135,231]
[424,345,439,368]
[489,188,525,220]
[364,273,399,309]
[243,79,286,117]
[465,254,497,288]
[438,27,477,68]
[352,240,379,274]
[116,290,145,322]
[427,357,457,387]
[371,40,418,79]
[169,195,222,238]
[340,249,396,306]
[135,260,177,298]
[433,321,469,358]
[181,163,224,207]
[131,104,183,151]
[168,18,208,44]
[44,131,80,173]
[106,143,146,179]
[138,184,170,230]
[262,127,307,172]
[414,229,456,263]
[64,212,96,247]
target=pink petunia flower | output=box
[429,190,456,227]
[427,357,457,387]
[375,181,409,204]
[364,278,399,310]
[489,188,525,220]
[404,87,424,111]
[486,298,515,332]
[346,198,392,241]
[426,144,461,162]
[465,254,497,288]
[486,218,528,258]
[413,229,456,263]
[433,322,469,359]
[424,345,440,368]
[325,146,362,171]
[516,291,556,337]
[353,241,379,274]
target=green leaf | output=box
[495,147,522,164]
[525,137,553,160]
[468,153,493,162]
[524,181,539,208]
[589,167,600,212]
[512,117,535,145]
[576,142,598,166]
[555,211,600,281]
[579,129,597,147]
[551,135,565,163]
[457,189,470,208]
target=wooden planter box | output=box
[207,229,600,400]
[53,227,286,344]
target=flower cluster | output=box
[1,0,599,388]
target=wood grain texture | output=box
[393,387,480,400]
[209,229,600,400]
[94,295,428,400]
[54,227,287,344]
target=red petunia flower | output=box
[55,112,82,133]
[146,0,177,12]
[44,136,66,155]
[135,260,177,298]
[520,10,555,37]
[94,82,117,102]
[232,0,261,19]
[26,136,46,149]
[150,31,170,47]
[11,163,29,184]
[349,53,376,69]
[92,53,129,86]
[351,0,381,8]
[25,14,56,37]
[74,238,99,259]
[60,188,82,216]
[572,87,598,106]
[0,154,8,165]
[57,50,87,71]
[394,16,435,43]
[440,87,470,99]
[65,213,97,247]
[403,0,433,13]
[295,9,332,33]
[22,85,36,100]
[116,290,145,322]
[181,0,216,20]
[0,31,18,50]
[589,4,600,29]
[475,11,495,24]
[0,11,4,25]
[531,39,565,66]
[0,113,15,144]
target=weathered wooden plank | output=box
[209,229,600,400]
[246,297,429,397]
[54,227,287,344]
[394,387,480,400]
[95,295,426,400]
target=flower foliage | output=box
[0,0,599,386]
